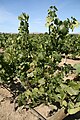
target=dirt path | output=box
[0,86,38,120]
[59,58,80,66]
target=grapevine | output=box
[0,6,80,117]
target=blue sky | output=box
[0,0,80,33]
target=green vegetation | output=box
[0,6,80,116]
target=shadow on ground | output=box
[63,111,80,120]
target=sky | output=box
[0,0,80,33]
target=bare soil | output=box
[0,85,55,120]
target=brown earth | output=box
[59,58,80,66]
[0,84,54,120]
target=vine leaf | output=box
[74,63,80,74]
[68,107,80,115]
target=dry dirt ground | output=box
[0,58,80,120]
[0,86,53,120]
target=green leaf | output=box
[25,90,32,97]
[74,63,80,74]
[38,78,45,85]
[66,87,79,96]
[39,87,44,94]
[38,52,44,60]
[0,64,2,68]
[68,101,74,109]
[62,100,67,107]
[68,81,80,90]
[54,18,59,25]
[60,83,67,89]
[27,72,34,78]
[59,24,68,35]
[75,102,80,108]
[32,88,39,96]
[68,107,80,114]
[77,94,80,102]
